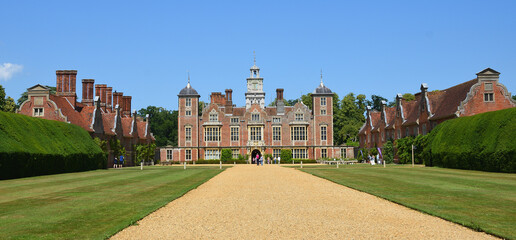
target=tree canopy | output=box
[138,106,178,147]
[0,85,16,113]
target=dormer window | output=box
[295,113,304,121]
[252,113,260,121]
[209,112,218,122]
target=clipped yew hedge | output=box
[425,108,516,173]
[0,112,106,179]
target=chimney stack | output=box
[56,70,78,107]
[81,79,95,105]
[95,84,107,111]
[106,87,113,112]
[113,91,124,111]
[276,88,284,101]
[122,96,132,116]
[224,89,233,113]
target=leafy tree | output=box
[199,101,205,116]
[109,138,126,163]
[0,85,5,109]
[17,86,56,108]
[382,140,394,164]
[93,137,108,154]
[286,99,298,106]
[334,93,366,145]
[366,95,390,111]
[280,149,292,162]
[402,93,415,102]
[138,106,178,147]
[0,85,16,113]
[394,135,427,164]
[301,93,313,110]
[513,95,516,101]
[221,149,232,162]
[136,143,157,165]
[268,98,290,107]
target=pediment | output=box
[28,84,50,91]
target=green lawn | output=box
[0,166,226,240]
[297,164,516,239]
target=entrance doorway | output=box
[251,149,261,163]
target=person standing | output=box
[260,156,264,166]
[119,155,124,168]
[114,156,118,168]
[256,155,260,166]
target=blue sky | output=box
[1,1,515,110]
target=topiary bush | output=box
[425,108,516,172]
[220,149,232,163]
[280,149,292,162]
[0,112,106,179]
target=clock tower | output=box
[245,54,265,109]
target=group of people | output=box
[252,155,282,166]
[113,155,124,168]
[368,154,382,165]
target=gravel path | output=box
[112,165,495,239]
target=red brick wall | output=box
[461,81,516,116]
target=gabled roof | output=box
[429,79,477,120]
[385,107,396,129]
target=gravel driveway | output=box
[111,165,495,239]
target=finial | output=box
[187,71,191,88]
[320,69,323,86]
[253,50,256,66]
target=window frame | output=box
[321,97,326,106]
[204,127,220,142]
[185,149,192,161]
[249,126,262,141]
[33,107,44,117]
[230,126,239,142]
[185,126,192,142]
[321,125,327,141]
[291,126,307,141]
[273,126,281,141]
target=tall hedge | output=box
[425,108,516,173]
[0,112,106,179]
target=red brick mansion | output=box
[167,62,354,162]
[358,68,516,149]
[18,70,154,166]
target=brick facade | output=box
[18,70,155,167]
[359,68,516,150]
[174,64,353,162]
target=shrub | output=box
[382,140,394,164]
[0,112,106,180]
[425,108,516,172]
[280,149,292,162]
[220,149,232,163]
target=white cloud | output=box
[0,63,23,81]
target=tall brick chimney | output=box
[276,88,284,101]
[276,88,285,113]
[95,84,107,111]
[106,87,113,112]
[81,79,95,105]
[113,91,124,111]
[224,89,233,113]
[56,70,78,107]
[122,96,132,116]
